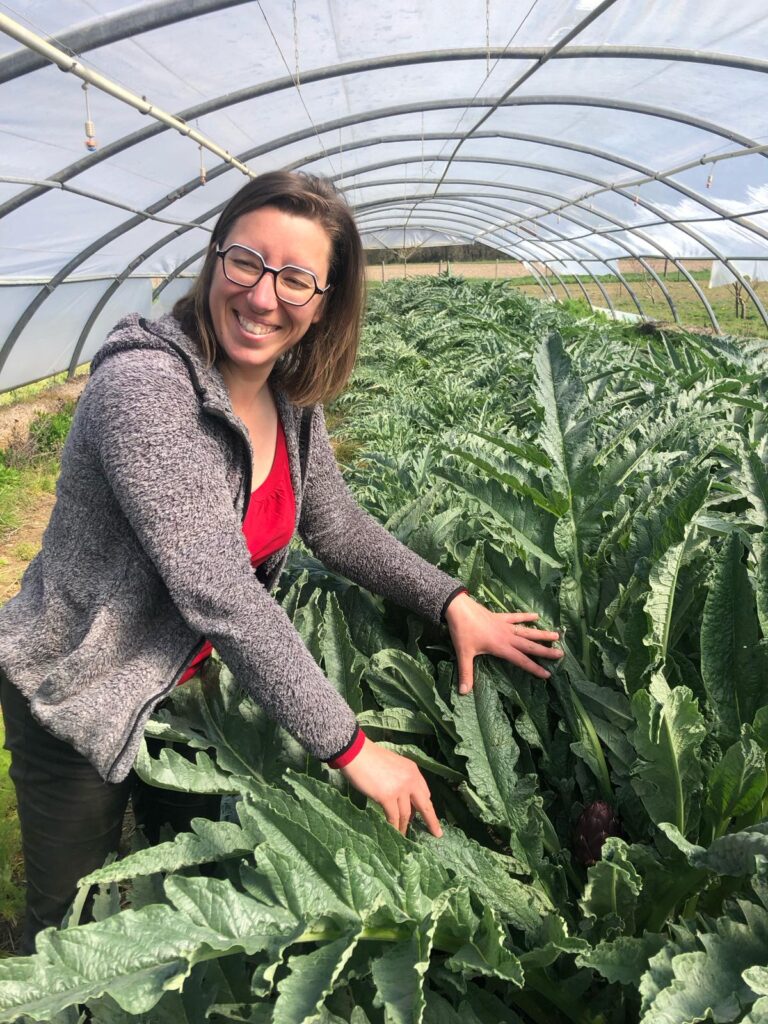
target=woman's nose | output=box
[246,269,279,309]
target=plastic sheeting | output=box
[709,260,768,288]
[1,0,768,389]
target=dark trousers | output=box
[0,673,220,956]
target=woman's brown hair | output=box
[173,171,366,406]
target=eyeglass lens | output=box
[222,246,317,304]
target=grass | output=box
[0,714,24,955]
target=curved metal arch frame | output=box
[44,148,721,380]
[5,96,760,372]
[4,86,768,248]
[345,167,768,327]
[3,100,753,348]
[0,0,253,84]
[410,191,679,321]
[355,203,625,314]
[6,40,768,87]
[4,41,768,221]
[3,94,767,273]
[82,184,628,374]
[152,133,685,312]
[342,162,680,320]
[39,158,713,377]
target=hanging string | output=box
[82,81,97,151]
[486,0,491,76]
[199,143,207,185]
[292,0,301,88]
[338,127,343,181]
[420,111,425,183]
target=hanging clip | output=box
[706,165,714,189]
[199,143,207,185]
[82,82,97,151]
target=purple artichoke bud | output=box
[573,801,622,867]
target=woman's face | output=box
[208,205,332,378]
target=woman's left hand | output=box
[444,591,563,694]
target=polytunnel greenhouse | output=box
[1,3,768,1023]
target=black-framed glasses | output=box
[216,244,330,306]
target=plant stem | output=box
[569,687,613,803]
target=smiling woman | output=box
[0,169,562,957]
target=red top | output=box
[178,419,295,684]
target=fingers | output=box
[411,787,443,838]
[504,612,541,624]
[383,786,443,838]
[512,637,565,660]
[397,795,412,835]
[510,622,561,642]
[457,651,475,696]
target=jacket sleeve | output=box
[298,405,462,623]
[84,350,357,761]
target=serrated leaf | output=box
[134,741,245,795]
[704,738,768,839]
[273,931,360,1024]
[377,742,464,784]
[433,464,562,569]
[630,681,706,834]
[365,650,458,742]
[644,514,705,669]
[416,826,548,931]
[321,593,365,714]
[659,822,768,877]
[701,532,768,747]
[80,819,252,885]
[370,890,454,1024]
[577,933,667,986]
[638,899,768,1024]
[0,892,296,1022]
[578,838,642,940]
[357,708,434,735]
[452,664,539,864]
[445,905,525,986]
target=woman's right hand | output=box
[339,737,443,837]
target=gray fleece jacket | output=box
[0,313,460,782]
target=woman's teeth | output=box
[236,312,276,335]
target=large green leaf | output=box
[578,838,642,941]
[630,678,706,834]
[79,819,253,885]
[532,331,602,672]
[638,899,768,1024]
[272,931,361,1024]
[659,822,768,877]
[433,464,561,569]
[321,593,365,714]
[365,650,458,742]
[0,888,297,1022]
[701,532,768,747]
[704,738,768,841]
[451,664,540,865]
[577,933,667,987]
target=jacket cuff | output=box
[326,725,366,768]
[440,586,469,623]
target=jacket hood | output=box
[91,313,232,414]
